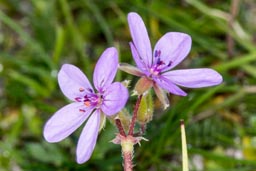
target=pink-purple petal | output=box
[154,77,187,96]
[101,82,129,116]
[93,47,118,91]
[153,32,191,71]
[43,103,93,143]
[76,110,100,164]
[163,68,223,88]
[58,64,93,101]
[128,12,152,67]
[129,42,148,72]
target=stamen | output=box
[79,109,86,112]
[167,61,173,67]
[79,87,85,92]
[87,88,93,93]
[154,50,161,58]
[84,95,88,100]
[75,97,82,102]
[156,57,161,64]
[84,101,91,107]
[154,50,158,57]
[158,50,161,57]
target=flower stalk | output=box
[115,118,126,137]
[128,95,143,136]
[121,135,135,171]
[113,95,145,171]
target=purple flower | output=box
[43,47,129,164]
[119,12,222,108]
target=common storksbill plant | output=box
[43,12,223,171]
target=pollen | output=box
[79,87,85,92]
[84,101,91,107]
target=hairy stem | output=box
[128,95,143,135]
[123,151,133,171]
[115,118,126,137]
[121,136,135,171]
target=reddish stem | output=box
[123,151,133,171]
[115,118,126,137]
[128,95,142,136]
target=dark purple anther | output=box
[157,58,165,66]
[154,50,158,57]
[167,61,173,67]
[158,50,161,57]
[154,50,161,58]
[79,109,86,112]
[75,97,82,102]
[156,57,161,64]
[87,88,93,93]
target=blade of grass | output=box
[59,0,90,71]
[83,0,114,45]
[214,52,256,72]
[52,26,65,65]
[0,10,53,69]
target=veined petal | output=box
[101,82,129,116]
[153,32,191,71]
[118,63,144,77]
[76,110,100,164]
[43,103,93,143]
[128,12,152,67]
[93,47,118,91]
[154,76,187,96]
[58,64,93,101]
[163,68,223,88]
[129,42,148,72]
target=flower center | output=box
[149,50,172,77]
[75,88,104,112]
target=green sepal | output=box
[117,109,131,132]
[99,112,106,132]
[137,90,154,124]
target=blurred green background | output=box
[1,0,256,170]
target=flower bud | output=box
[137,91,154,124]
[116,109,131,132]
[134,77,153,95]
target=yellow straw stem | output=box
[180,119,189,171]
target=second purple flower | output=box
[119,12,223,108]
